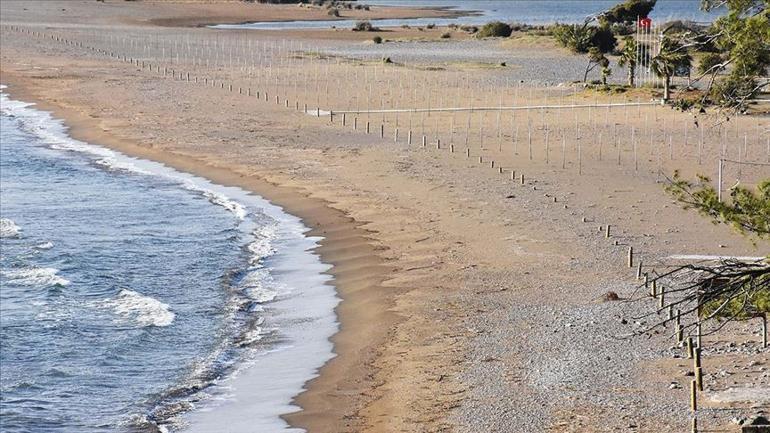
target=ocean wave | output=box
[239,270,278,303]
[0,218,21,238]
[101,289,175,327]
[34,241,54,250]
[235,326,268,347]
[181,181,248,221]
[0,266,70,287]
[247,224,277,265]
[93,157,152,175]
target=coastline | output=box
[1,1,766,430]
[0,88,343,431]
[144,2,471,28]
[0,78,397,433]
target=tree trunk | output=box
[663,75,671,101]
[627,66,635,87]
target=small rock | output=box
[599,291,620,302]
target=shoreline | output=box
[146,3,471,28]
[2,2,766,429]
[0,78,397,433]
[0,87,339,431]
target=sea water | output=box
[213,0,724,30]
[0,87,338,432]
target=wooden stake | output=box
[695,366,703,392]
[690,380,697,411]
[659,286,665,309]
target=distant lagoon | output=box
[213,0,725,30]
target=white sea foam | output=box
[34,241,54,250]
[0,218,21,238]
[236,326,267,347]
[1,266,70,287]
[246,224,277,264]
[93,156,152,175]
[180,180,248,221]
[102,289,175,327]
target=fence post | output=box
[717,158,723,202]
[690,379,697,411]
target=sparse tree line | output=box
[551,0,769,113]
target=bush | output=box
[426,23,436,29]
[372,35,383,44]
[610,23,635,36]
[551,23,595,53]
[353,20,379,32]
[592,25,617,53]
[460,25,479,34]
[327,8,339,16]
[551,23,615,54]
[665,20,704,34]
[441,32,451,39]
[600,0,657,25]
[510,22,529,32]
[698,52,723,75]
[477,21,513,38]
[710,75,758,109]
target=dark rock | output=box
[599,291,620,302]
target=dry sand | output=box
[1,1,768,432]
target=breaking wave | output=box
[0,266,70,287]
[0,218,21,238]
[100,289,175,327]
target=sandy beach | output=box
[1,1,768,432]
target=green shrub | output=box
[600,0,657,25]
[551,23,616,54]
[710,75,758,109]
[477,21,513,38]
[698,52,724,75]
[372,35,383,44]
[426,23,436,29]
[592,25,617,53]
[551,23,596,53]
[441,32,451,39]
[353,20,379,32]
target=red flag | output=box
[639,17,652,29]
